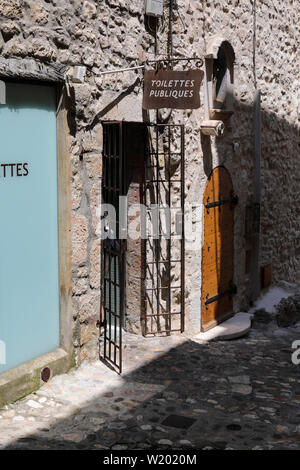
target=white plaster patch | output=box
[249,285,296,314]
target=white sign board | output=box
[145,0,163,17]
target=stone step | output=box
[194,312,253,342]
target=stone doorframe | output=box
[0,66,73,406]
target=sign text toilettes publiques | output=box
[142,69,204,110]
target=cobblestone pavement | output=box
[1,320,300,450]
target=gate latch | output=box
[205,191,238,213]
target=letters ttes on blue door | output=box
[0,82,60,374]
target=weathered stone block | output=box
[90,238,101,289]
[85,153,102,179]
[71,172,83,210]
[80,321,98,346]
[72,214,88,264]
[90,183,101,235]
[276,295,300,327]
[3,39,31,57]
[30,1,48,25]
[72,278,88,296]
[31,38,57,61]
[77,266,88,278]
[81,1,97,20]
[78,292,100,322]
[0,0,22,19]
[1,21,20,39]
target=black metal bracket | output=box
[205,281,237,309]
[147,57,204,69]
[205,191,238,214]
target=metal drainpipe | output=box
[251,0,261,302]
[158,0,173,123]
[169,0,174,60]
[251,90,261,302]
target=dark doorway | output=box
[100,121,147,373]
[100,122,185,372]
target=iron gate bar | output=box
[180,126,185,333]
[146,260,182,264]
[145,313,182,317]
[167,126,171,333]
[143,123,185,336]
[155,124,160,334]
[145,286,182,290]
[100,122,125,374]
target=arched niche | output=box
[203,36,235,122]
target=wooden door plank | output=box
[201,166,235,331]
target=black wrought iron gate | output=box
[100,122,125,373]
[143,124,185,335]
[100,122,185,373]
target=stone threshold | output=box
[0,348,73,407]
[193,312,254,342]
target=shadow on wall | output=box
[85,77,142,132]
[199,97,299,286]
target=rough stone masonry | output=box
[0,0,299,368]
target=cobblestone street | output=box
[1,314,300,451]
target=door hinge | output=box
[205,191,238,213]
[205,281,237,309]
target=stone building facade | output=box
[0,0,299,403]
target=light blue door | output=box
[0,83,60,374]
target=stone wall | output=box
[0,0,298,361]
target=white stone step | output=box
[194,312,253,342]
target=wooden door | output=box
[201,166,237,331]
